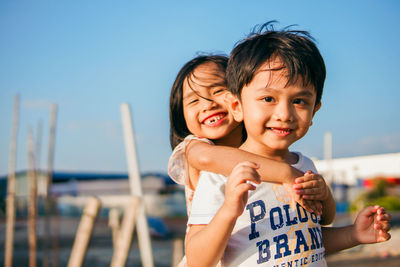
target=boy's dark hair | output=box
[227,21,326,105]
[169,54,228,149]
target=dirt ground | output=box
[1,216,399,266]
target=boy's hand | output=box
[222,161,261,218]
[352,205,391,244]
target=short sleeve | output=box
[188,171,226,225]
[168,135,214,186]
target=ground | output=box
[1,215,399,266]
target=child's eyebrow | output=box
[293,90,315,98]
[257,87,315,98]
[183,90,195,99]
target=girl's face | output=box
[182,62,241,143]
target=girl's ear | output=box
[225,92,243,122]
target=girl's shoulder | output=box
[168,135,214,185]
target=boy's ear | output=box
[224,92,243,122]
[310,102,322,126]
[313,102,322,117]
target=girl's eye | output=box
[263,96,274,103]
[213,88,226,95]
[189,99,199,104]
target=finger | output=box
[300,200,314,213]
[295,174,315,184]
[376,206,387,216]
[295,186,320,195]
[377,213,391,222]
[229,167,261,185]
[375,221,391,232]
[377,231,391,242]
[235,183,256,195]
[305,199,319,214]
[237,169,262,185]
[360,205,379,218]
[293,180,320,190]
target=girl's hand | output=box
[222,161,261,218]
[353,205,391,244]
[293,171,329,215]
[282,182,322,215]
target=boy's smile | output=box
[182,62,242,145]
[237,59,321,163]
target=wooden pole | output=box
[27,127,38,267]
[110,196,139,267]
[43,104,58,267]
[108,208,121,249]
[171,238,184,267]
[46,104,57,196]
[5,94,20,267]
[35,120,43,177]
[120,103,154,267]
[67,197,100,267]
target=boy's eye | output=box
[293,99,306,105]
[263,96,274,103]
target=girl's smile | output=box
[202,112,227,127]
[182,62,242,144]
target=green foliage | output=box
[350,177,400,212]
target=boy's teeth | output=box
[271,128,290,133]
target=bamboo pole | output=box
[120,103,154,267]
[27,127,38,267]
[110,196,139,267]
[43,104,58,267]
[108,208,121,249]
[67,197,100,267]
[5,94,20,267]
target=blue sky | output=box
[1,0,399,176]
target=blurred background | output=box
[1,0,400,266]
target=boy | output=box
[185,23,391,266]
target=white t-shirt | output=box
[188,152,327,267]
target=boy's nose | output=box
[272,102,293,122]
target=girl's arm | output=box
[322,205,391,254]
[186,140,320,213]
[186,140,303,184]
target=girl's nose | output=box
[201,97,217,111]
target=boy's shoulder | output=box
[290,151,318,173]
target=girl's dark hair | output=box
[169,54,228,149]
[227,21,326,105]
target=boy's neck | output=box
[213,123,243,148]
[239,139,299,165]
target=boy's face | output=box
[182,63,241,142]
[234,58,320,157]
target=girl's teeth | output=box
[205,114,223,125]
